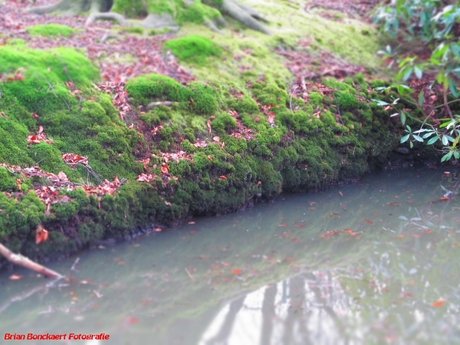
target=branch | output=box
[0,243,63,278]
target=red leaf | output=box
[432,299,447,307]
[36,225,49,244]
[231,268,243,275]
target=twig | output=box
[185,268,195,281]
[146,101,175,110]
[100,33,118,44]
[0,243,63,278]
[70,257,80,272]
[434,98,460,109]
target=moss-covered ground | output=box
[0,0,425,267]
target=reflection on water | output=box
[1,168,460,344]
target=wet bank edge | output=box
[0,46,439,271]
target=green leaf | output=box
[418,91,425,107]
[454,151,460,159]
[400,134,410,143]
[413,135,424,142]
[403,67,414,81]
[371,99,390,106]
[401,111,407,125]
[442,135,449,145]
[453,135,460,148]
[441,151,453,162]
[427,136,439,145]
[414,66,423,79]
[449,80,459,97]
[446,135,455,143]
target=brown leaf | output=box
[36,225,49,244]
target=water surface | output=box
[1,168,460,345]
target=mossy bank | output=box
[0,39,409,268]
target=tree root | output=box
[140,13,180,32]
[86,12,130,26]
[26,0,271,34]
[26,0,90,15]
[221,0,271,35]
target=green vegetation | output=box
[0,40,403,264]
[374,0,460,162]
[26,24,75,37]
[0,0,414,266]
[126,73,219,114]
[164,35,223,65]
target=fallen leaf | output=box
[9,274,23,280]
[231,268,243,275]
[36,225,49,244]
[432,299,447,307]
[388,202,400,206]
[365,218,375,225]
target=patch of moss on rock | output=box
[127,74,220,115]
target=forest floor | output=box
[1,0,385,85]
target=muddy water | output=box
[1,167,460,345]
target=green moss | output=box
[164,35,223,66]
[112,0,149,17]
[28,143,73,175]
[126,73,190,105]
[228,95,259,114]
[127,74,220,115]
[0,167,17,191]
[177,1,222,24]
[188,82,219,115]
[211,112,237,134]
[121,27,144,35]
[252,82,288,105]
[26,24,75,38]
[0,46,99,116]
[335,92,360,111]
[324,78,357,93]
[308,92,323,108]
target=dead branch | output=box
[0,243,63,278]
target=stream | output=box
[1,167,460,345]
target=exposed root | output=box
[203,18,223,33]
[141,13,180,32]
[86,12,130,26]
[26,0,89,15]
[26,0,270,34]
[221,0,271,35]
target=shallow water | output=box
[1,167,460,345]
